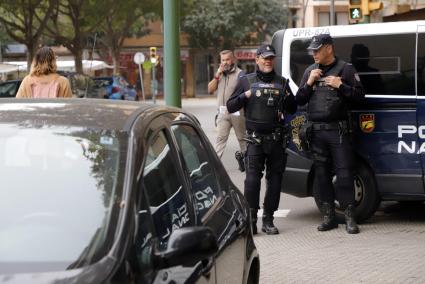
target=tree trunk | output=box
[112,49,121,75]
[74,49,84,74]
[26,43,36,73]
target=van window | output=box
[290,34,416,96]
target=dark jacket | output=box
[227,71,297,133]
[296,58,365,121]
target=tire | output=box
[246,259,260,284]
[313,161,380,223]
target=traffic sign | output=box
[133,52,145,65]
[350,7,363,20]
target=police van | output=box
[272,20,425,221]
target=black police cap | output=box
[256,44,276,58]
[307,34,334,51]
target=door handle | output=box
[235,217,247,234]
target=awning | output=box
[2,60,114,73]
[0,63,25,74]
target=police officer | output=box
[296,34,365,234]
[227,44,297,235]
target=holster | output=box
[299,121,313,152]
[235,151,246,172]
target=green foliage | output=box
[182,0,290,49]
[0,0,55,65]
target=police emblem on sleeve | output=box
[354,73,361,82]
[360,114,375,133]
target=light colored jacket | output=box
[16,74,72,98]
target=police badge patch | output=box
[360,114,375,133]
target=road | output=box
[175,97,425,283]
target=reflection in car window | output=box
[142,130,191,250]
[0,125,124,272]
[171,125,220,222]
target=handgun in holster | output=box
[235,151,246,172]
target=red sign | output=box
[234,49,256,60]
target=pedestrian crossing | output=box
[257,209,290,218]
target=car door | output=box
[132,119,216,284]
[171,121,247,283]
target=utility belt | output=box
[244,127,289,145]
[299,120,349,152]
[311,120,349,133]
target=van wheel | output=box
[313,162,380,223]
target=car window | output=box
[117,77,128,87]
[134,189,156,282]
[171,124,221,222]
[142,130,192,250]
[0,81,19,98]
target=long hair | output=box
[30,46,57,76]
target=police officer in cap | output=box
[296,34,365,234]
[227,44,297,235]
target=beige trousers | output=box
[215,113,246,158]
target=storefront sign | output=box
[234,49,257,60]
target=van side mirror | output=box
[153,227,218,269]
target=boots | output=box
[250,208,258,235]
[344,205,360,234]
[317,202,338,231]
[261,211,279,235]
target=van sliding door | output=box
[334,34,422,197]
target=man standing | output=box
[208,50,246,159]
[296,34,365,234]
[227,44,297,235]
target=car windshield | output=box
[0,124,126,273]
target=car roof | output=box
[0,99,180,132]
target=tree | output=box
[45,0,108,74]
[182,0,290,50]
[96,0,157,74]
[0,23,13,61]
[0,0,56,70]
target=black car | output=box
[0,79,21,98]
[0,99,259,284]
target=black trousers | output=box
[244,140,287,213]
[311,129,355,209]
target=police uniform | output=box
[227,44,297,235]
[296,34,365,234]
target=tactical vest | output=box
[245,73,286,132]
[307,60,347,122]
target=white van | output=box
[272,21,425,221]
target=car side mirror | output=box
[153,227,218,269]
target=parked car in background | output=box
[92,76,138,101]
[57,71,100,98]
[0,99,259,284]
[0,79,22,98]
